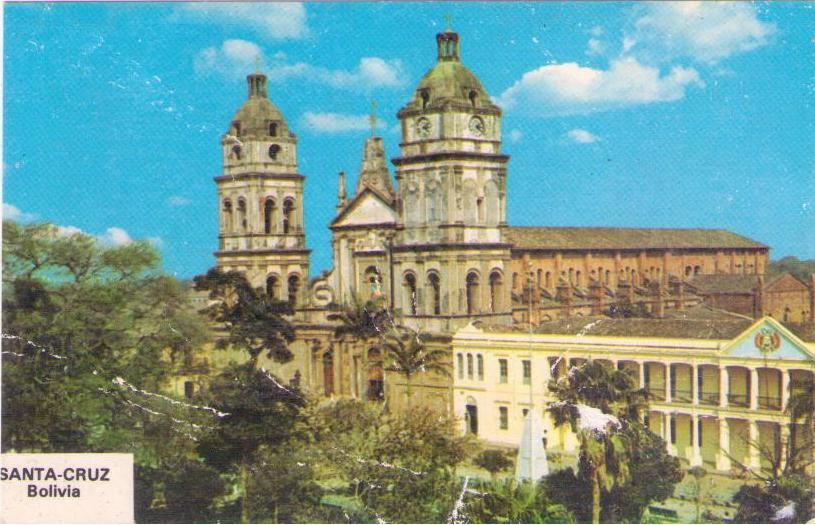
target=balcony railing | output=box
[728,393,749,407]
[758,395,782,410]
[648,388,666,401]
[699,392,720,406]
[672,389,693,403]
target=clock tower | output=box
[391,28,512,332]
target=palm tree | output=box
[326,292,391,341]
[379,327,450,408]
[547,359,646,524]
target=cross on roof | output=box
[444,14,453,31]
[253,54,262,72]
[368,100,378,137]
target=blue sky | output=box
[5,2,814,279]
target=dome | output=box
[224,72,295,140]
[398,31,501,117]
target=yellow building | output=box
[452,310,815,474]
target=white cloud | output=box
[302,112,388,134]
[498,57,703,117]
[56,225,83,237]
[508,129,523,143]
[174,3,308,40]
[626,2,776,64]
[566,129,601,144]
[195,40,406,92]
[586,38,604,56]
[3,203,37,222]
[167,196,191,207]
[194,39,262,80]
[99,227,133,246]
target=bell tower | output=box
[214,71,310,308]
[391,29,512,332]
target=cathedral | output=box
[205,28,813,409]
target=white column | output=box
[780,423,790,471]
[692,363,699,406]
[665,413,676,456]
[716,418,732,471]
[665,364,672,404]
[720,367,729,408]
[750,368,759,410]
[781,370,790,411]
[748,420,761,470]
[639,362,646,390]
[690,414,703,466]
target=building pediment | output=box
[764,272,810,293]
[331,190,397,229]
[722,316,815,361]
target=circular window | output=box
[268,144,281,160]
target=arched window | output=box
[568,268,574,285]
[631,269,638,285]
[287,274,300,307]
[427,272,441,315]
[237,199,247,232]
[268,122,278,137]
[468,90,478,107]
[268,144,281,160]
[364,266,382,299]
[222,200,233,232]
[426,185,440,223]
[545,271,552,288]
[403,272,418,315]
[537,269,543,288]
[685,266,693,277]
[598,267,604,284]
[477,354,484,380]
[323,352,334,396]
[420,90,430,110]
[575,270,582,287]
[282,198,294,234]
[405,188,420,225]
[489,271,503,313]
[231,144,242,160]
[512,272,519,290]
[784,307,791,323]
[457,353,464,379]
[263,199,276,234]
[605,270,611,284]
[266,275,279,300]
[466,272,480,314]
[467,354,474,379]
[694,265,701,275]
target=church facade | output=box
[208,28,795,410]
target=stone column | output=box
[781,370,790,412]
[720,367,729,408]
[692,363,699,406]
[690,414,703,466]
[748,420,761,470]
[750,368,759,410]
[716,418,732,471]
[665,364,672,403]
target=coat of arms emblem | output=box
[754,327,782,353]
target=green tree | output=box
[473,449,514,482]
[547,360,647,523]
[2,221,215,520]
[196,364,306,523]
[193,267,295,368]
[327,292,391,340]
[380,327,450,407]
[464,478,574,524]
[733,475,811,523]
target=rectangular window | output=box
[499,407,509,430]
[522,408,529,417]
[670,417,676,444]
[499,359,508,384]
[457,354,463,380]
[477,355,484,381]
[523,360,531,385]
[467,354,474,379]
[184,381,194,399]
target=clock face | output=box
[469,116,485,137]
[415,117,432,138]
